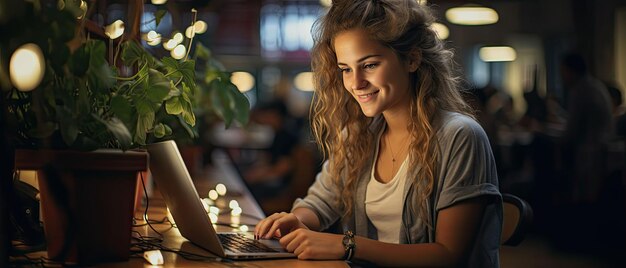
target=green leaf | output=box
[110,95,133,124]
[95,116,133,150]
[146,69,170,103]
[227,83,250,126]
[165,96,184,115]
[134,109,155,145]
[182,101,196,126]
[86,40,115,91]
[193,43,211,60]
[68,44,89,76]
[135,98,154,116]
[203,69,221,84]
[155,10,167,27]
[164,124,172,136]
[49,42,70,74]
[121,40,154,67]
[26,122,56,139]
[87,40,107,67]
[57,107,78,146]
[154,123,166,138]
[161,57,196,89]
[210,80,234,127]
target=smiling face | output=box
[334,28,415,118]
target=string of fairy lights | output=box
[165,183,252,234]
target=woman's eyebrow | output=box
[337,54,381,65]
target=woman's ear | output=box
[407,50,421,72]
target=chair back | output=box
[501,193,533,246]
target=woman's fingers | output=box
[264,214,291,239]
[254,212,288,239]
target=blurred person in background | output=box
[244,99,299,200]
[548,52,616,252]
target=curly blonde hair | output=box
[310,0,473,224]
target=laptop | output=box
[145,140,295,260]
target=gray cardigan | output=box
[292,111,502,267]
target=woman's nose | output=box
[349,71,368,90]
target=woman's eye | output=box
[364,63,378,69]
[339,67,351,73]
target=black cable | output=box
[130,232,237,265]
[138,172,164,240]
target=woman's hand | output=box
[279,229,345,260]
[254,212,309,239]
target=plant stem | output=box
[184,8,198,61]
[113,36,124,67]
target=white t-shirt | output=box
[365,130,409,244]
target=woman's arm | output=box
[353,196,489,267]
[292,207,322,231]
[279,196,489,266]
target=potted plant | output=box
[1,0,249,264]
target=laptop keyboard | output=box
[217,233,279,253]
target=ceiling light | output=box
[431,23,449,40]
[446,5,498,25]
[231,72,255,93]
[294,72,314,92]
[479,46,517,62]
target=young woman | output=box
[255,1,502,266]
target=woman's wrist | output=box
[341,230,356,261]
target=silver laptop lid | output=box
[145,140,227,257]
[145,140,295,260]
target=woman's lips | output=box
[357,90,380,103]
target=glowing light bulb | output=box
[104,20,125,39]
[147,30,159,40]
[208,190,219,200]
[202,197,214,206]
[193,20,207,34]
[9,43,45,92]
[171,44,186,60]
[185,26,195,39]
[163,39,177,50]
[151,0,167,5]
[147,36,161,46]
[229,200,239,209]
[143,250,164,265]
[216,184,227,196]
[209,213,218,223]
[172,32,184,44]
[209,206,220,215]
[231,207,242,216]
[201,198,210,212]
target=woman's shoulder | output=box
[435,111,487,139]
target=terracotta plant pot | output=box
[14,149,148,265]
